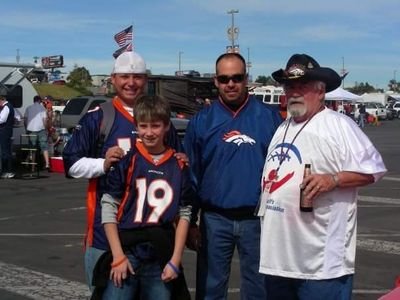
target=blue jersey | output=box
[62,97,183,249]
[184,95,282,214]
[105,141,193,229]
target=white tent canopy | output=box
[325,87,363,102]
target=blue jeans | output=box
[102,252,171,300]
[265,274,353,300]
[359,113,365,128]
[196,211,266,300]
[84,246,106,291]
[0,130,13,173]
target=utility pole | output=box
[178,51,183,73]
[226,9,239,53]
[247,47,252,80]
[340,56,346,88]
[16,49,20,64]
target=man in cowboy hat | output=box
[257,54,386,299]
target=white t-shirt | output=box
[259,108,386,280]
[24,102,47,132]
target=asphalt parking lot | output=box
[0,118,399,300]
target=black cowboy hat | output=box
[272,54,341,92]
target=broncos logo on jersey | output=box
[223,130,256,146]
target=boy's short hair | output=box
[134,95,171,125]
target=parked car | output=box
[385,103,398,120]
[60,96,110,131]
[390,101,400,118]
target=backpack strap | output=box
[96,101,115,157]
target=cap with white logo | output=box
[112,51,147,74]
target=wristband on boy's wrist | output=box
[111,256,127,268]
[167,261,181,274]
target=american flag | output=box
[113,43,133,58]
[114,25,133,47]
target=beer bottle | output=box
[300,164,313,212]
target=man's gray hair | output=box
[314,81,326,92]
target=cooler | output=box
[50,157,65,173]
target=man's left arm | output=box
[302,171,375,199]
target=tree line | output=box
[66,66,400,96]
[253,75,399,94]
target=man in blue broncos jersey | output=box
[184,53,283,300]
[62,52,183,293]
[100,95,193,299]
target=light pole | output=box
[178,51,183,73]
[227,9,239,52]
[247,47,252,79]
[16,49,20,64]
[340,56,346,88]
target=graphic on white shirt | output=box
[262,142,302,195]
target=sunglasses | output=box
[216,74,246,84]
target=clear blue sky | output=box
[0,0,399,90]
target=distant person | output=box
[258,53,387,300]
[24,95,50,170]
[358,103,366,128]
[62,51,184,295]
[344,103,352,117]
[42,98,60,156]
[43,97,54,130]
[184,53,282,300]
[99,95,193,299]
[0,93,15,179]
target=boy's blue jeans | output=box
[102,252,172,300]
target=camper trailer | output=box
[147,74,217,116]
[0,62,40,147]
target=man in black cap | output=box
[257,54,387,299]
[0,91,15,178]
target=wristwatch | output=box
[332,174,340,187]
